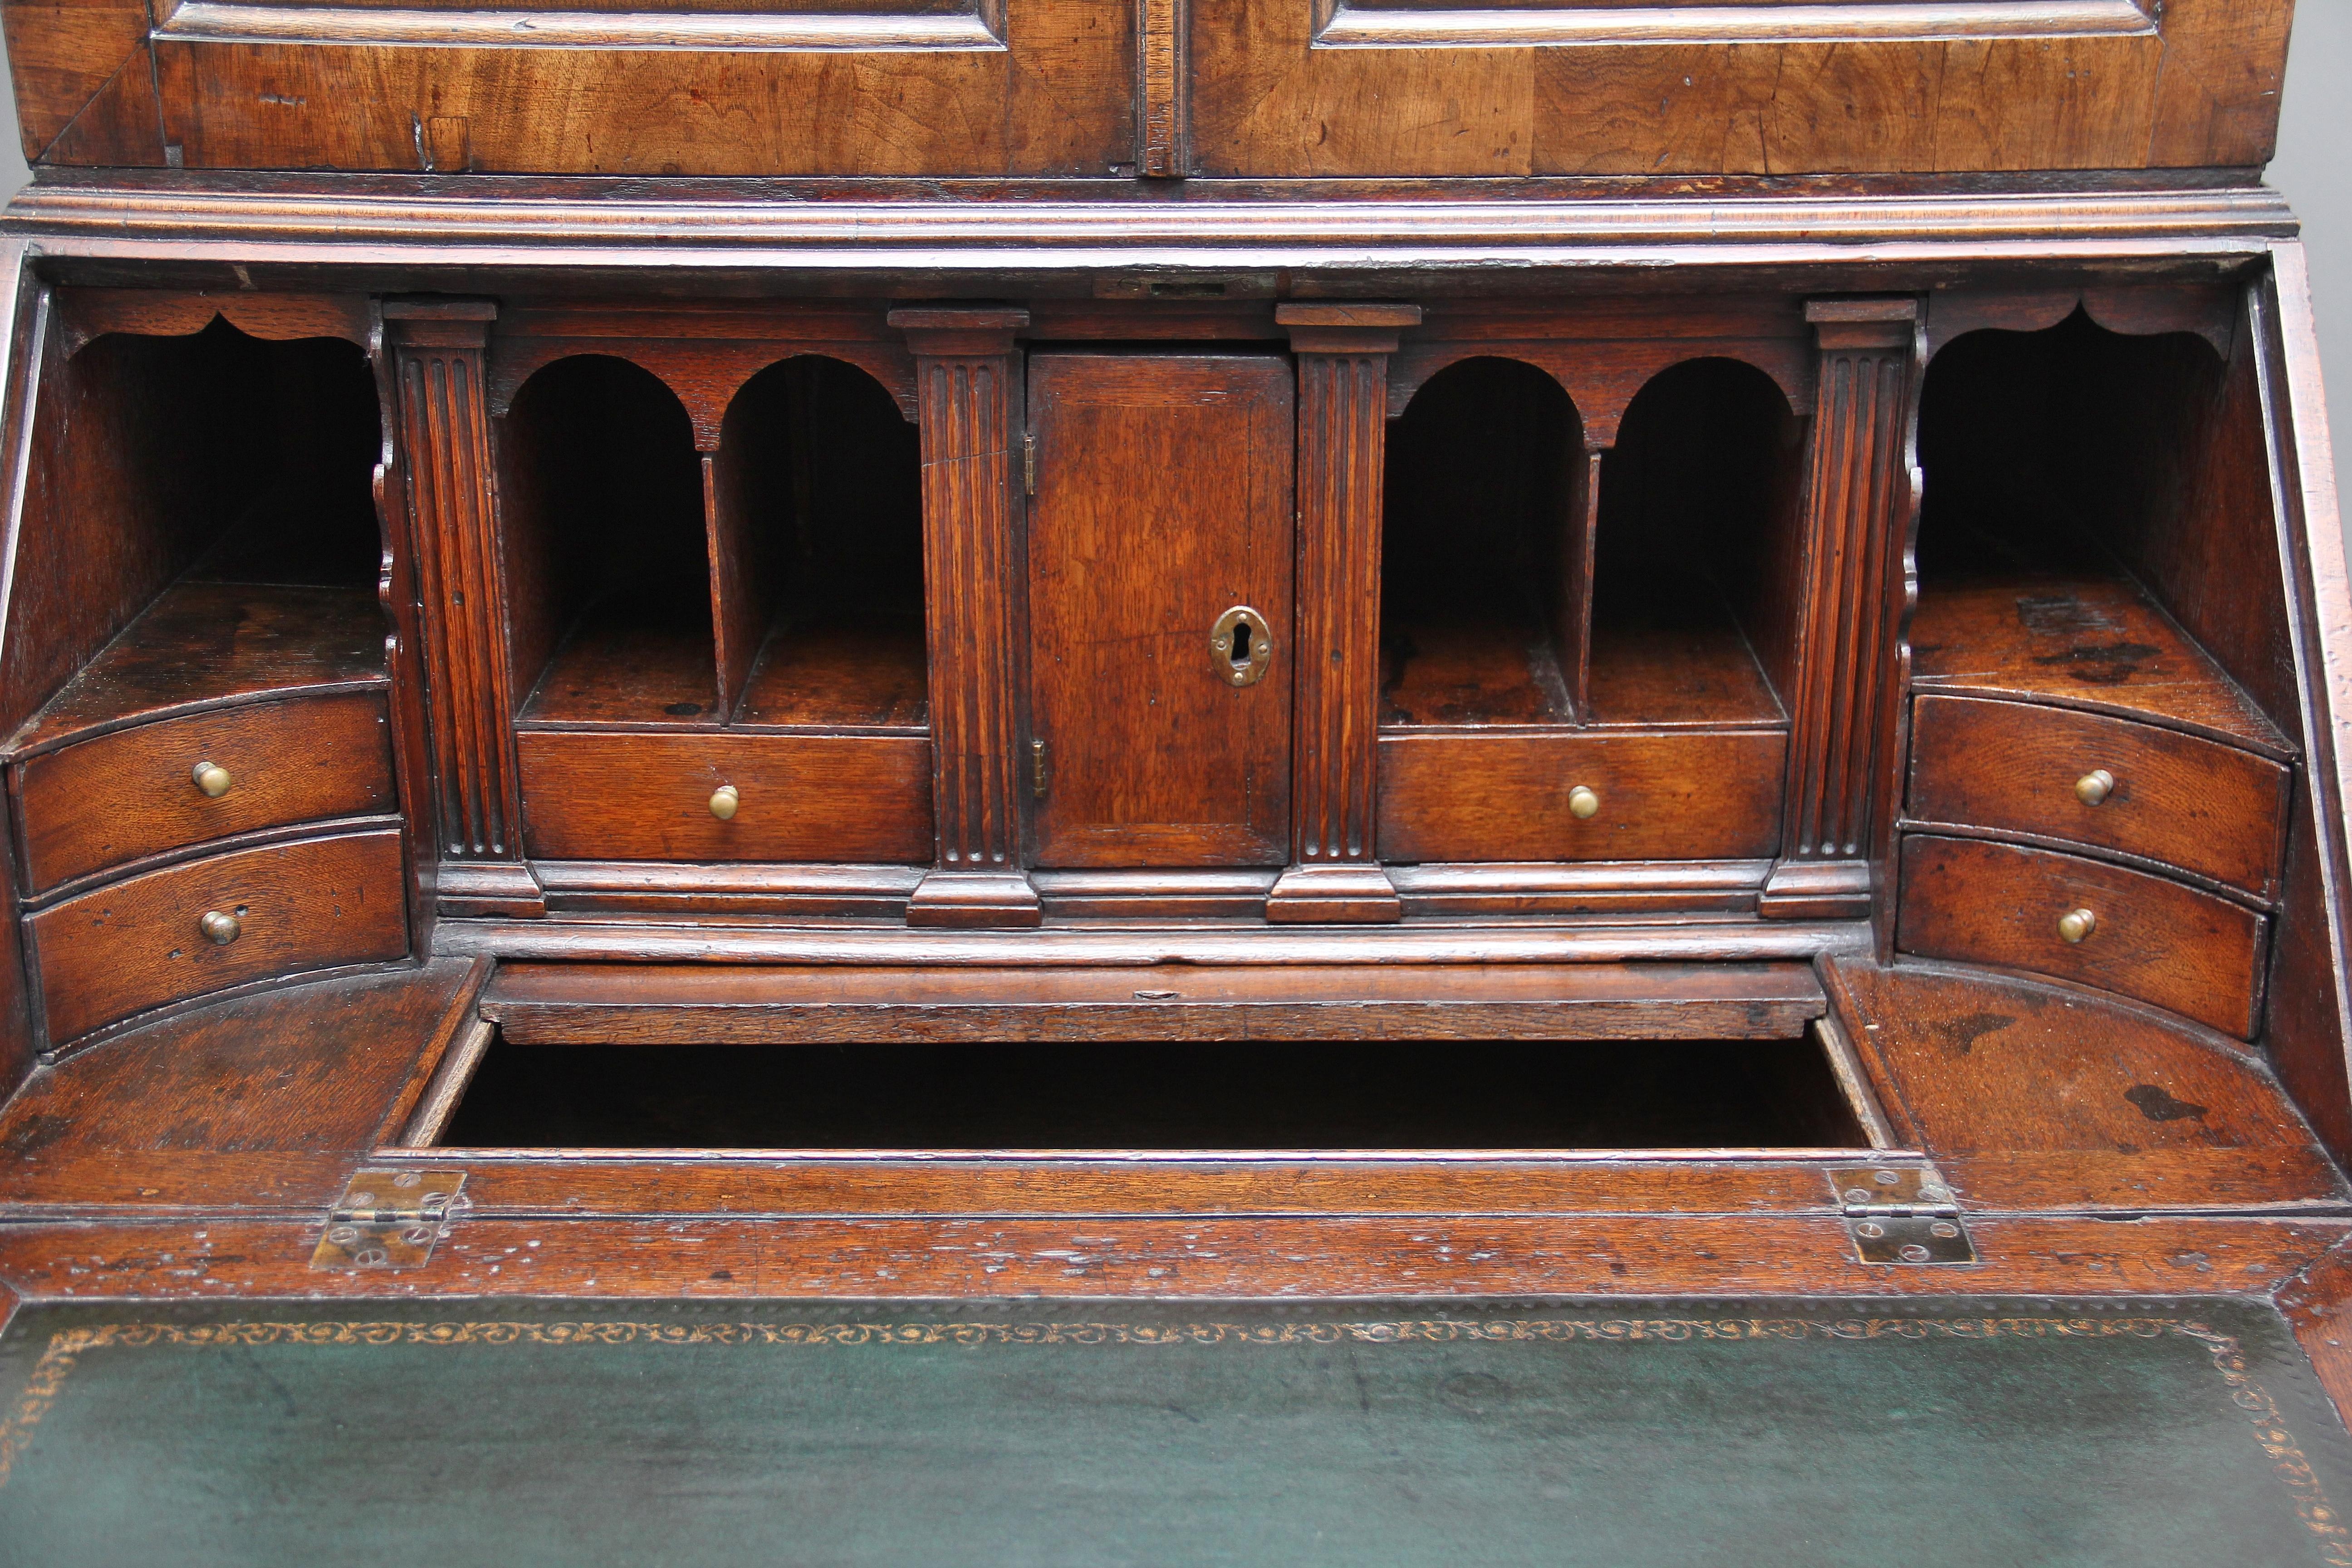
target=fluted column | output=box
[1266,304,1420,924]
[890,307,1040,928]
[1759,298,1921,921]
[387,299,543,918]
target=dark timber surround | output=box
[0,1,2351,1537]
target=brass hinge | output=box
[1031,736,1049,798]
[310,1167,467,1271]
[1828,1163,1975,1265]
[1022,432,1037,496]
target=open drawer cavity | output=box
[416,961,1880,1152]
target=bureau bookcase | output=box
[2,0,2352,1552]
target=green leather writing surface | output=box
[1,1298,2347,1567]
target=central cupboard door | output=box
[1026,354,1294,867]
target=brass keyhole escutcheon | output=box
[1210,606,1273,688]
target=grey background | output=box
[0,17,2336,461]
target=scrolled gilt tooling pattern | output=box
[0,1313,2347,1562]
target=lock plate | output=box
[310,1167,466,1271]
[1210,605,1273,687]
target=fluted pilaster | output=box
[388,300,542,918]
[1760,298,1921,921]
[1267,304,1419,924]
[891,307,1040,928]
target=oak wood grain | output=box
[516,730,934,864]
[3,1214,2337,1303]
[1271,307,1415,921]
[1377,729,1787,865]
[24,827,410,1045]
[0,960,480,1211]
[1909,571,2291,755]
[481,958,1827,1043]
[1761,299,1917,921]
[1026,352,1293,868]
[1827,957,2344,1211]
[1188,0,2283,177]
[131,0,1134,175]
[1906,693,2290,902]
[16,691,396,894]
[1896,834,2269,1039]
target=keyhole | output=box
[1228,620,1252,670]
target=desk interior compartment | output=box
[1,310,394,902]
[1377,355,1797,867]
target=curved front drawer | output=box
[15,691,395,894]
[26,828,409,1044]
[1896,834,2268,1039]
[1906,695,2289,899]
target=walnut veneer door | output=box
[1181,0,2288,176]
[1026,354,1294,868]
[16,0,1132,174]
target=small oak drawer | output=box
[26,828,409,1044]
[517,731,934,864]
[1377,730,1787,864]
[1907,694,2290,899]
[14,692,396,895]
[1897,834,2268,1039]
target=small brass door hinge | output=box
[1828,1163,1975,1265]
[310,1167,467,1271]
[1031,737,1049,798]
[1022,432,1037,496]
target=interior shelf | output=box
[736,608,929,730]
[506,352,926,735]
[1910,572,2286,753]
[519,586,720,728]
[1379,354,1795,735]
[7,580,386,755]
[1,318,387,746]
[1380,355,1579,728]
[1912,309,2290,755]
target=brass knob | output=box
[708,784,740,821]
[2057,907,2097,944]
[2074,769,2115,807]
[1568,784,1600,820]
[192,761,233,798]
[198,910,241,945]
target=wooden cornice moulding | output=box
[0,184,2298,266]
[431,915,1877,966]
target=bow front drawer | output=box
[13,692,397,895]
[1906,695,2290,900]
[25,828,410,1045]
[1896,835,2269,1040]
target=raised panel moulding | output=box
[153,2,1002,50]
[1316,1,2155,49]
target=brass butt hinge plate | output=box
[1828,1163,1976,1266]
[310,1167,468,1271]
